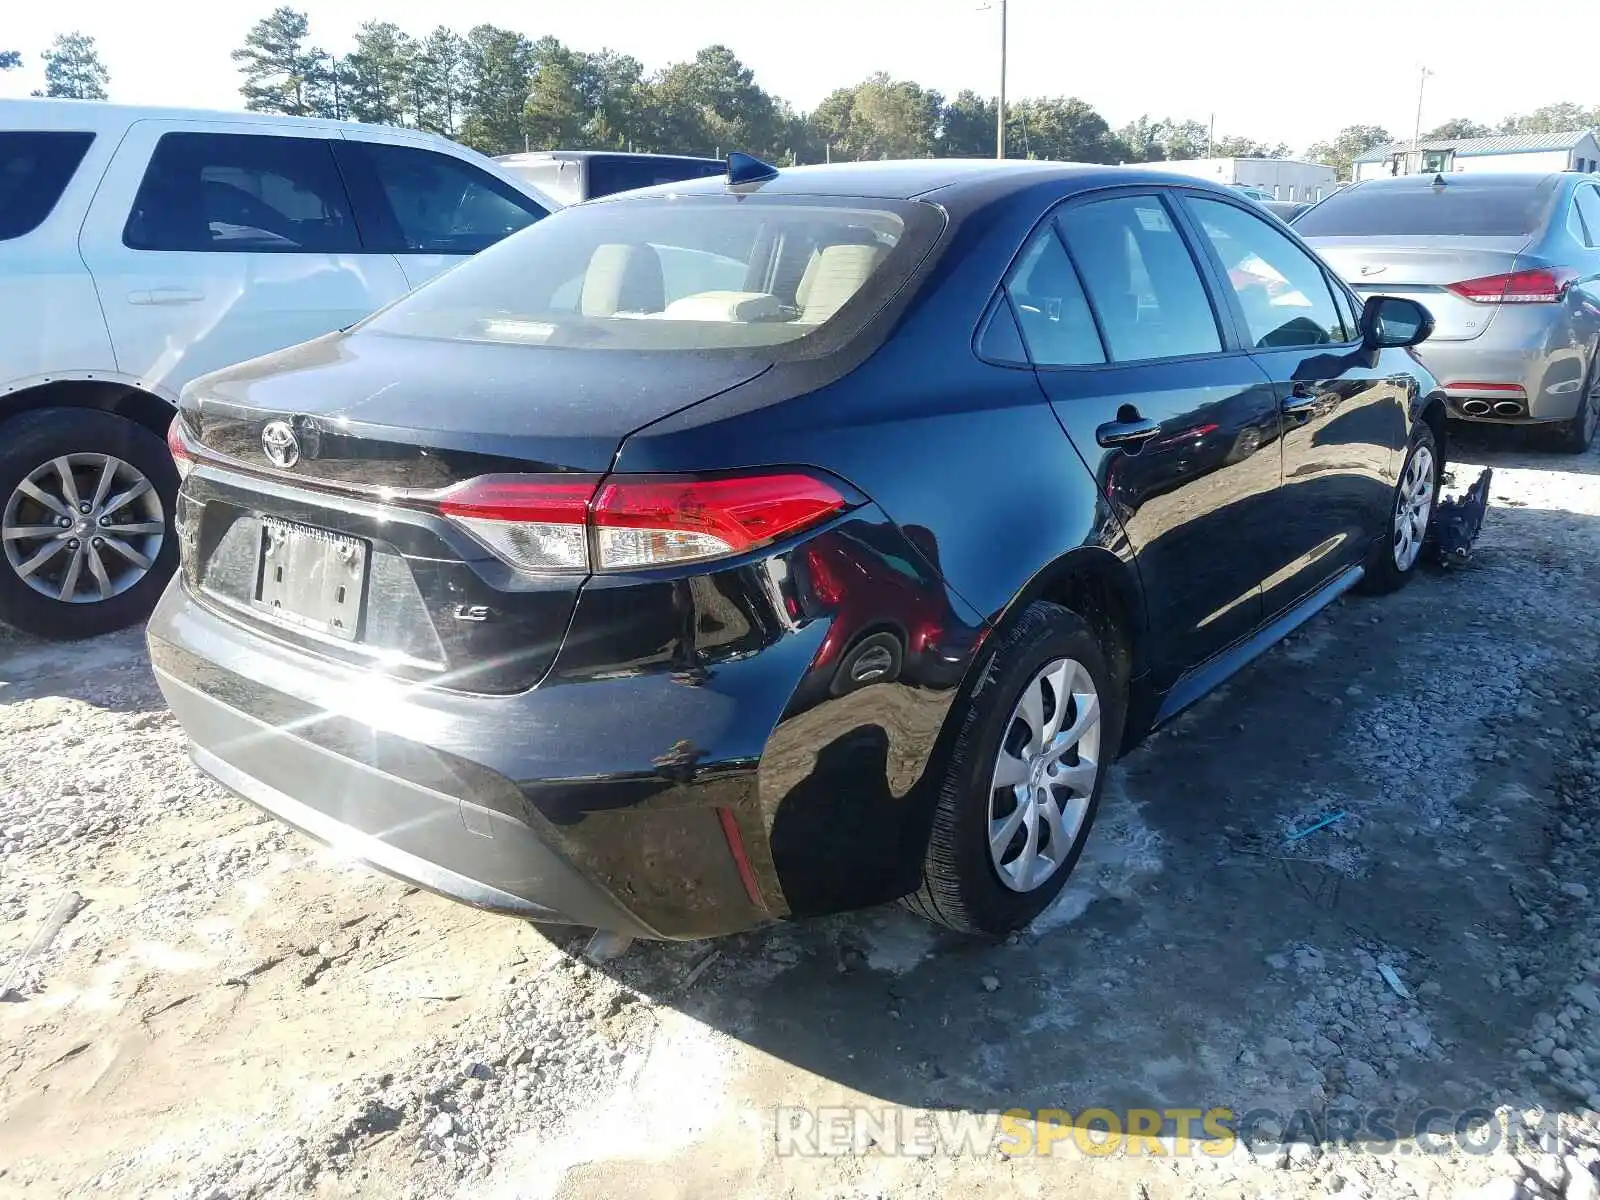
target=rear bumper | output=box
[1417,336,1584,424]
[147,579,770,939]
[154,666,659,935]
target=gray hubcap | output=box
[2,454,165,604]
[988,657,1102,893]
[1392,443,1435,573]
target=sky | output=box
[0,0,1581,153]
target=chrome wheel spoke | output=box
[57,549,84,602]
[15,538,69,578]
[1038,659,1074,741]
[101,478,152,516]
[1016,679,1046,756]
[990,797,1028,859]
[16,479,70,518]
[89,456,117,510]
[1056,688,1101,751]
[101,520,164,536]
[993,749,1029,789]
[1010,803,1042,891]
[102,537,152,570]
[1053,756,1098,795]
[84,544,112,597]
[1,524,65,541]
[52,458,82,510]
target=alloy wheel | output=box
[1392,443,1435,573]
[1,454,166,604]
[987,657,1103,893]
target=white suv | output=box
[0,98,558,639]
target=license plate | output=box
[253,518,368,641]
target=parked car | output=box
[150,158,1444,941]
[1295,171,1600,452]
[0,98,559,639]
[1231,183,1276,204]
[1264,199,1310,224]
[495,150,726,205]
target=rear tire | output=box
[1358,422,1438,595]
[904,601,1123,937]
[1553,350,1600,454]
[0,408,179,640]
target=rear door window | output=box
[1292,177,1558,237]
[1056,195,1223,362]
[0,131,95,241]
[338,142,547,255]
[123,132,359,253]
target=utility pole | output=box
[1411,66,1434,171]
[996,0,1008,159]
[1207,113,1215,158]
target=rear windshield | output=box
[1295,177,1558,237]
[0,131,95,241]
[363,193,941,354]
[586,157,725,199]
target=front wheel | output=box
[1358,422,1438,596]
[904,601,1124,936]
[0,408,179,640]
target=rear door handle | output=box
[128,287,204,306]
[1095,417,1163,448]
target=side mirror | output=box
[1360,295,1435,349]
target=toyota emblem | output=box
[261,419,300,469]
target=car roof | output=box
[0,96,447,143]
[1347,171,1568,190]
[498,150,723,165]
[591,158,1243,205]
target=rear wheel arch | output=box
[1417,392,1448,469]
[996,548,1145,700]
[0,378,176,441]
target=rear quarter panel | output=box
[0,115,122,394]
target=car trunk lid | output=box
[1307,235,1533,342]
[176,330,770,693]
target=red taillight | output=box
[1446,267,1576,304]
[436,472,849,575]
[166,415,194,478]
[593,475,846,571]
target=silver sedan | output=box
[1297,171,1600,452]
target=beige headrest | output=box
[796,243,886,324]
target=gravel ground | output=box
[3,430,1600,1200]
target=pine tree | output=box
[37,33,109,100]
[231,7,320,116]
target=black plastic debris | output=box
[1424,465,1493,567]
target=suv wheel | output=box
[0,409,179,640]
[905,600,1124,936]
[1358,421,1438,595]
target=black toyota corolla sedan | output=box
[150,157,1444,940]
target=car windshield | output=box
[362,193,941,354]
[1294,177,1558,237]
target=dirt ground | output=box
[5,429,1600,1200]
